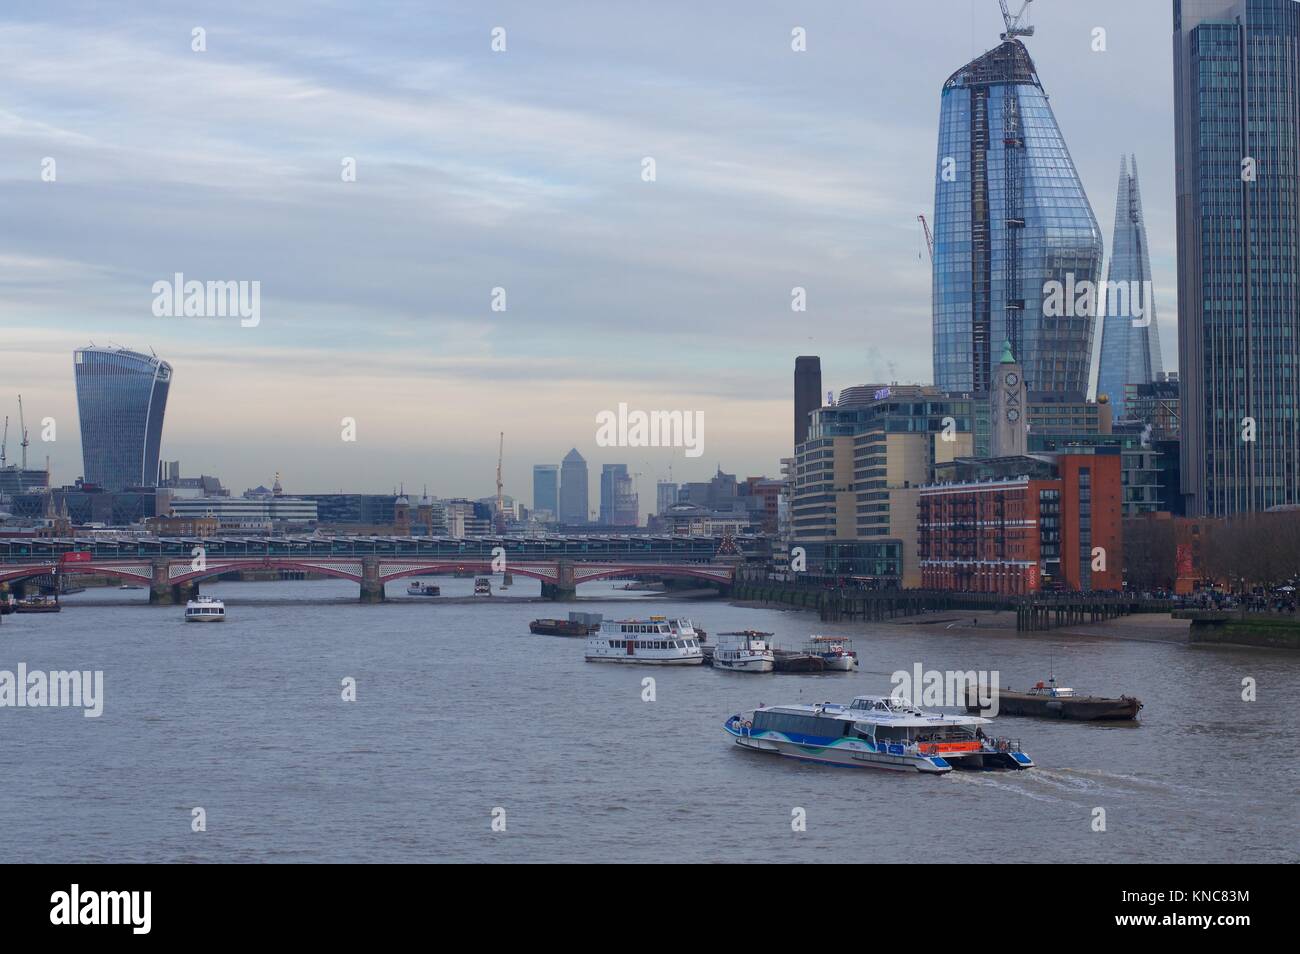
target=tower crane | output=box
[1,415,7,469]
[18,394,29,470]
[494,431,506,532]
[998,0,1034,40]
[918,213,934,263]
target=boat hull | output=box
[586,655,703,665]
[530,620,591,636]
[185,615,225,622]
[713,657,775,673]
[725,724,949,773]
[969,692,1142,721]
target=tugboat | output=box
[805,636,858,671]
[406,581,441,597]
[967,673,1143,721]
[725,695,1034,773]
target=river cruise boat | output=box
[184,596,226,622]
[724,695,1033,774]
[407,581,441,596]
[712,631,775,673]
[804,636,858,671]
[586,617,704,665]
[473,577,492,596]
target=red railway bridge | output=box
[0,556,736,603]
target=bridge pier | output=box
[360,556,385,603]
[541,560,576,601]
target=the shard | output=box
[1096,155,1162,417]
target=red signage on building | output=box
[60,551,92,563]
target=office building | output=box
[74,345,172,491]
[932,36,1102,396]
[1175,0,1300,514]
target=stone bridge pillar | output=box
[541,559,576,601]
[360,556,385,603]
[149,559,199,605]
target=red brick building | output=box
[918,452,1122,594]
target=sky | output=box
[0,0,1178,508]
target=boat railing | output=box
[983,737,1023,754]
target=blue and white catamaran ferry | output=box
[724,695,1033,773]
[586,616,704,665]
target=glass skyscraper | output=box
[1096,155,1163,417]
[559,448,588,525]
[74,345,172,491]
[1175,0,1300,516]
[532,464,559,520]
[932,38,1102,397]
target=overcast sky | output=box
[0,0,1176,505]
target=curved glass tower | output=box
[932,39,1102,397]
[74,346,172,490]
[1096,155,1163,416]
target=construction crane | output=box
[494,431,506,533]
[918,213,934,263]
[1,416,7,469]
[17,394,29,469]
[999,0,1034,40]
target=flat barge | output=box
[968,676,1142,721]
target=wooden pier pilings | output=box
[730,580,1172,632]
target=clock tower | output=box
[990,340,1027,457]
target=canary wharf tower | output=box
[932,33,1102,396]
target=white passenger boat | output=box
[713,631,775,672]
[586,616,704,665]
[473,577,492,596]
[407,581,440,596]
[805,635,858,671]
[184,596,226,622]
[724,695,1033,774]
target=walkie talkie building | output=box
[931,38,1102,397]
[74,345,172,491]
